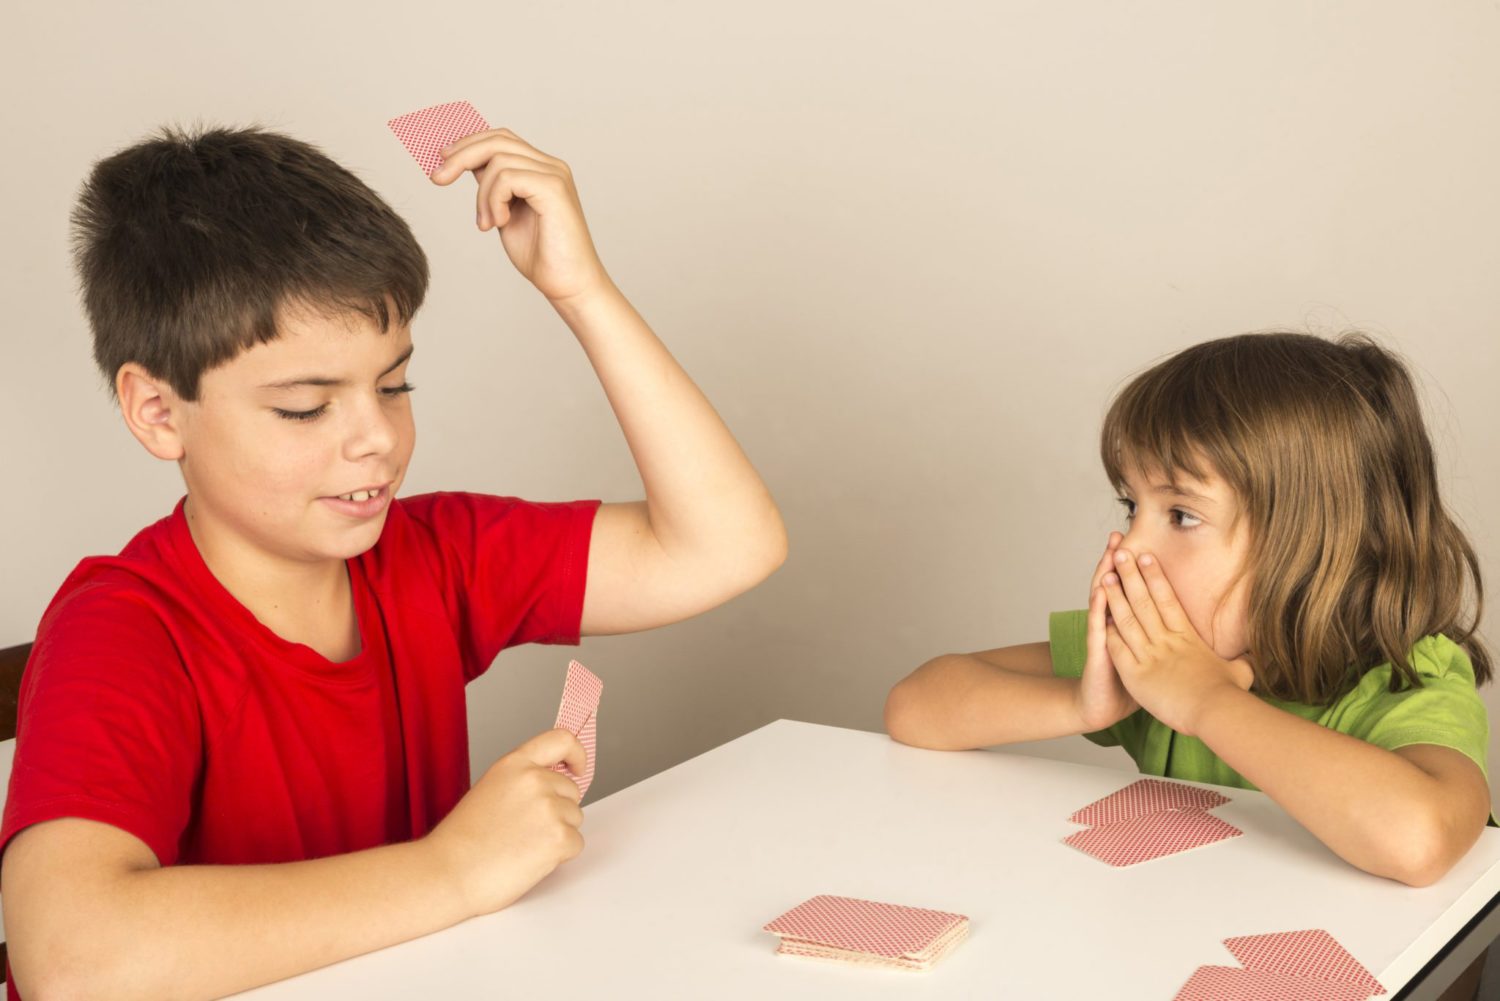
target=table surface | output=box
[235,720,1500,999]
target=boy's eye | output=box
[273,405,328,422]
[380,382,415,398]
[1170,508,1203,529]
[1117,497,1137,521]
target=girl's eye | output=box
[1117,497,1137,521]
[380,382,415,398]
[1170,508,1203,529]
[273,405,327,422]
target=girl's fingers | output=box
[1136,554,1191,632]
[1112,549,1165,638]
[1104,622,1135,672]
[1090,533,1124,592]
[1101,572,1147,658]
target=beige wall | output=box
[4,2,1498,804]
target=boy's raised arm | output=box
[431,130,787,636]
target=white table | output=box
[235,720,1500,999]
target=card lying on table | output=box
[387,100,491,176]
[1173,964,1376,1001]
[551,660,602,799]
[1064,778,1241,867]
[1173,928,1385,1000]
[1223,929,1386,997]
[1069,777,1229,826]
[1064,807,1242,867]
[763,895,969,971]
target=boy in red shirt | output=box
[0,125,787,998]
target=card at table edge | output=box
[1223,929,1386,995]
[386,100,491,176]
[1062,807,1243,867]
[1068,777,1231,826]
[1172,964,1375,1001]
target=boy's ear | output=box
[116,363,187,461]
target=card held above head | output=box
[388,100,491,176]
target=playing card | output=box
[1063,807,1242,867]
[1173,965,1374,1001]
[1069,778,1230,826]
[387,100,491,176]
[763,895,968,961]
[1225,930,1385,996]
[551,660,602,797]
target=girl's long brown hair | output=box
[1101,332,1489,704]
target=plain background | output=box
[3,2,1498,810]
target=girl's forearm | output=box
[1191,687,1478,885]
[886,654,1094,750]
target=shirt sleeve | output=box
[1,583,202,871]
[1335,636,1491,781]
[1048,609,1153,762]
[397,492,601,681]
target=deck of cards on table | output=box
[762,895,969,971]
[1064,777,1242,867]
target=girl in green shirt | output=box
[887,332,1490,887]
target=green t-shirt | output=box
[1048,609,1490,789]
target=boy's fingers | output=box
[1136,554,1190,632]
[1112,549,1165,637]
[548,768,585,806]
[520,728,587,771]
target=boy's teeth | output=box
[338,489,376,502]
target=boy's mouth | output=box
[333,485,386,503]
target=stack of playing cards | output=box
[763,895,969,971]
[1064,778,1242,867]
[551,660,602,799]
[388,100,490,176]
[1175,929,1386,1000]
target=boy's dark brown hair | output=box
[72,124,429,400]
[1100,331,1489,704]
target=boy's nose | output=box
[344,399,400,461]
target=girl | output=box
[885,332,1491,887]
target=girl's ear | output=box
[116,363,187,461]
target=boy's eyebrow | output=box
[259,346,415,390]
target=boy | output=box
[0,124,786,999]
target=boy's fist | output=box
[431,129,610,305]
[426,727,588,918]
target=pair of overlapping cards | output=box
[1174,929,1386,1000]
[1064,777,1243,866]
[763,895,969,971]
[552,660,601,798]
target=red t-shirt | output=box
[1,491,598,992]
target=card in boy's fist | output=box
[551,659,602,798]
[763,894,969,971]
[387,100,490,176]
